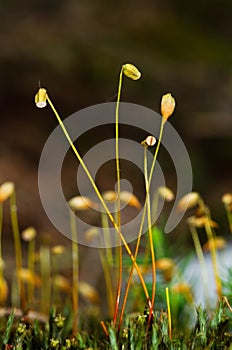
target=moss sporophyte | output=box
[34,65,176,329]
[0,62,229,348]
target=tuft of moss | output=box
[0,304,232,349]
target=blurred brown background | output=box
[0,1,231,251]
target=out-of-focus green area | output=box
[0,0,231,234]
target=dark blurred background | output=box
[0,1,231,250]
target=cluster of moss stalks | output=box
[1,63,232,349]
[0,302,232,349]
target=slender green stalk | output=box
[99,248,115,318]
[151,191,159,226]
[101,211,113,267]
[40,243,51,314]
[113,67,123,325]
[100,210,115,317]
[188,224,210,307]
[144,146,156,318]
[70,209,79,334]
[142,119,166,271]
[148,119,165,187]
[197,197,222,300]
[115,67,123,226]
[10,190,25,309]
[166,287,172,339]
[118,192,147,329]
[119,118,166,327]
[204,220,222,299]
[113,217,123,325]
[51,257,59,305]
[27,238,36,305]
[46,95,151,309]
[143,191,159,264]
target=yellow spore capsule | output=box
[35,88,47,108]
[161,93,176,121]
[122,63,141,80]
